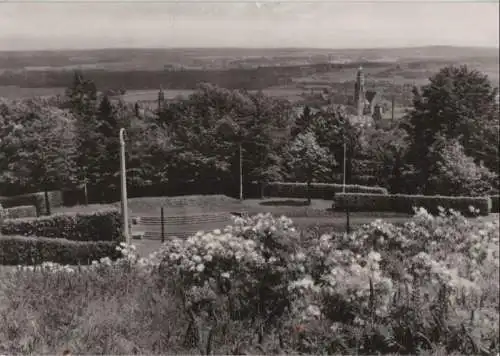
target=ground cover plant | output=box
[0,207,498,355]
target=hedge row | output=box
[1,208,123,242]
[0,191,63,216]
[491,195,499,213]
[333,193,492,216]
[0,235,122,266]
[4,205,37,220]
[263,182,388,199]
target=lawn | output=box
[50,195,500,258]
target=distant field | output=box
[0,85,65,99]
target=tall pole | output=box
[119,128,130,244]
[343,142,347,193]
[239,142,243,201]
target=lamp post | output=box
[217,116,249,201]
[343,142,347,193]
[119,128,130,244]
[341,118,350,233]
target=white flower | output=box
[196,263,205,272]
[306,305,321,318]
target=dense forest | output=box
[0,65,498,205]
[0,62,393,91]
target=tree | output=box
[292,105,313,136]
[286,132,334,204]
[0,101,77,213]
[308,107,362,183]
[428,137,497,196]
[66,71,99,203]
[404,65,499,193]
[359,126,411,193]
[93,95,121,197]
[216,116,248,201]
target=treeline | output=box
[0,65,498,206]
[0,62,391,91]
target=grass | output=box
[52,195,499,258]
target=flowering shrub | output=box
[2,208,498,355]
[153,213,310,345]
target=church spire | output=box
[354,66,366,117]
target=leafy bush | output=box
[264,182,388,199]
[1,208,123,242]
[491,195,499,213]
[333,193,492,216]
[153,213,306,345]
[0,191,63,216]
[0,235,122,265]
[429,139,498,196]
[0,203,5,232]
[4,205,37,219]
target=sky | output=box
[0,0,498,50]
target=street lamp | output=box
[217,116,250,201]
[119,128,130,244]
[340,116,351,233]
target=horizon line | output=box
[1,44,499,53]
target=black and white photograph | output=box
[0,0,499,354]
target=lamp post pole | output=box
[119,128,130,244]
[342,123,350,234]
[238,141,243,201]
[343,142,347,193]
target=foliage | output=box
[1,208,123,242]
[404,65,499,193]
[306,107,363,183]
[1,209,497,354]
[264,182,388,199]
[286,132,334,203]
[491,195,500,213]
[428,138,498,196]
[0,191,62,217]
[0,235,122,265]
[0,203,5,233]
[359,126,412,193]
[333,193,492,216]
[0,99,77,201]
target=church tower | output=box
[354,66,366,117]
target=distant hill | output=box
[0,46,498,72]
[0,46,497,106]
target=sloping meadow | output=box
[0,208,498,355]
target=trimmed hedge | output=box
[0,235,122,266]
[263,182,388,199]
[1,208,123,242]
[333,193,492,216]
[5,205,37,220]
[0,191,63,216]
[491,195,499,213]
